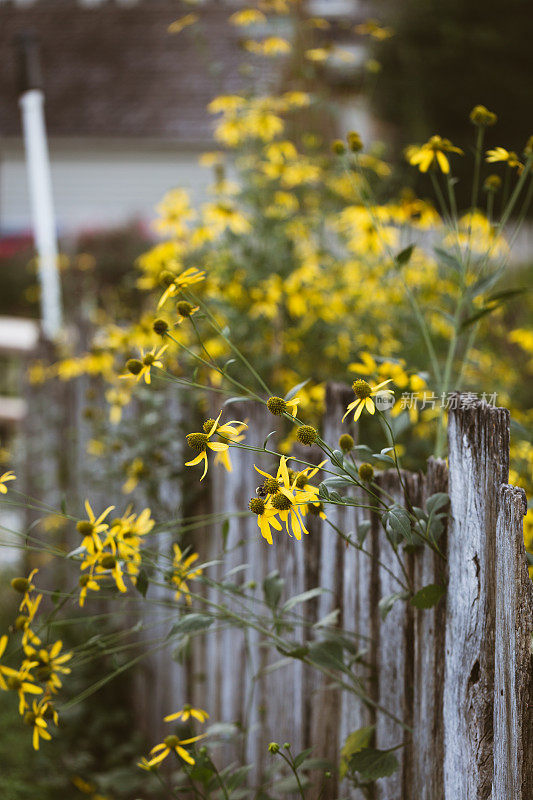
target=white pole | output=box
[19,88,62,339]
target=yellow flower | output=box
[355,19,394,40]
[343,378,394,422]
[408,136,463,174]
[23,697,54,750]
[206,417,248,472]
[248,496,283,545]
[266,395,300,417]
[229,9,267,26]
[164,705,209,723]
[2,662,43,714]
[143,733,205,768]
[245,37,291,56]
[0,635,10,690]
[254,457,316,540]
[76,500,115,553]
[122,458,147,494]
[81,550,128,595]
[486,147,523,171]
[78,572,102,608]
[305,48,330,62]
[23,639,72,692]
[105,387,130,425]
[0,470,16,493]
[202,202,251,236]
[168,14,199,34]
[122,345,168,385]
[11,569,39,613]
[157,267,205,309]
[185,413,235,481]
[171,544,203,604]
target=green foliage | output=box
[348,746,400,783]
[340,725,375,777]
[410,583,446,609]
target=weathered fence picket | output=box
[22,369,533,798]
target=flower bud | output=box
[339,433,354,452]
[153,318,169,336]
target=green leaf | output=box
[378,591,408,621]
[313,608,340,629]
[318,483,330,500]
[298,758,333,772]
[223,395,253,407]
[307,638,345,671]
[395,244,415,266]
[356,520,371,546]
[340,726,375,777]
[348,747,399,782]
[321,475,352,490]
[353,445,374,458]
[263,570,284,609]
[168,614,213,636]
[293,748,313,769]
[433,246,463,272]
[487,286,528,303]
[282,588,325,613]
[459,304,498,331]
[410,584,445,609]
[284,379,309,402]
[372,452,396,466]
[426,492,449,515]
[136,568,149,598]
[331,449,344,466]
[382,507,412,542]
[263,430,277,449]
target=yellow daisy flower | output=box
[157,267,205,309]
[201,417,248,473]
[76,501,115,553]
[122,345,168,385]
[2,662,43,714]
[408,136,463,174]
[171,544,203,604]
[23,697,54,750]
[185,413,238,481]
[164,704,209,723]
[342,378,394,422]
[0,470,16,493]
[486,147,523,171]
[144,733,206,768]
[23,639,72,692]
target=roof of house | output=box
[0,1,278,143]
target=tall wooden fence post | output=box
[444,397,533,799]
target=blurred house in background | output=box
[0,0,369,239]
[0,0,370,552]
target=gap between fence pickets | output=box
[444,397,533,800]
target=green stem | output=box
[278,749,306,800]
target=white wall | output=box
[0,139,213,234]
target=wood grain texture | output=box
[374,470,412,800]
[492,485,533,800]
[444,399,510,800]
[408,458,448,800]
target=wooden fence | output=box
[21,370,533,799]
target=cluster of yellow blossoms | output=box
[75,501,155,605]
[1,567,71,750]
